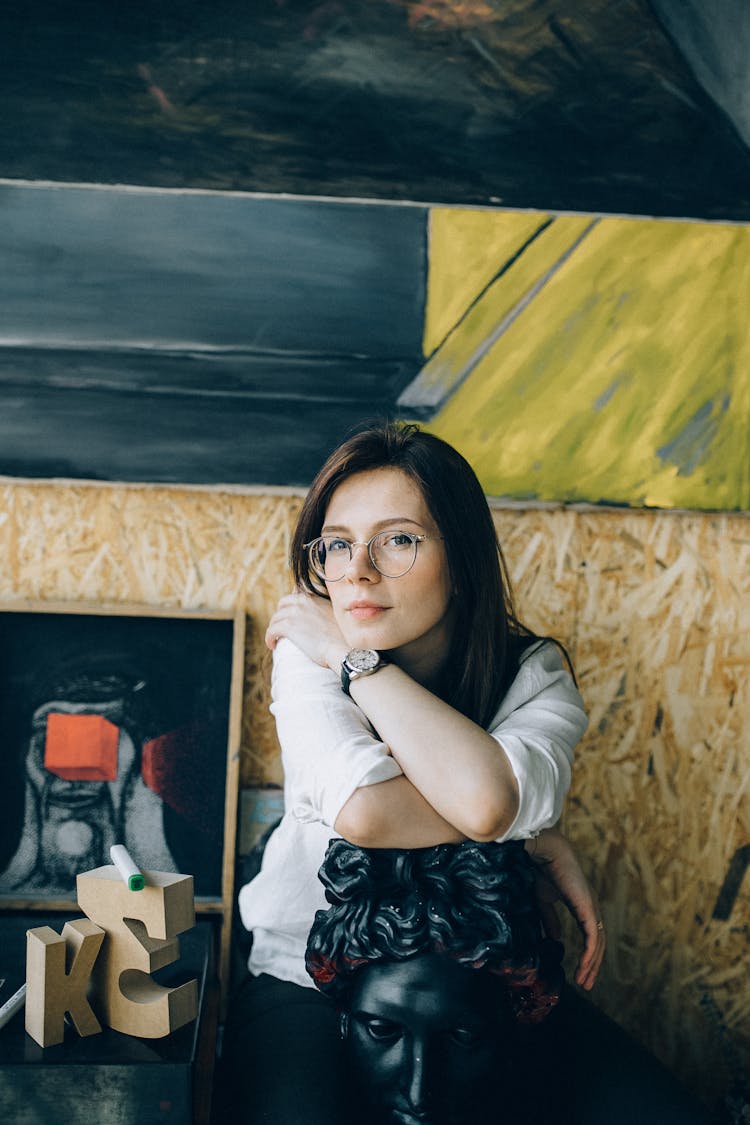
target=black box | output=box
[0,914,219,1125]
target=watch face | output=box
[347,648,381,673]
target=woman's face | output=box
[322,468,454,676]
[345,954,514,1125]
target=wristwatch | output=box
[341,648,387,695]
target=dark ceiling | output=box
[0,1,749,487]
[2,0,749,218]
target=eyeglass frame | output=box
[303,531,443,581]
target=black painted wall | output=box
[1,1,749,485]
[0,185,427,484]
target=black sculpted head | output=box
[306,840,564,1125]
[306,838,562,1022]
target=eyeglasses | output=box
[304,531,441,581]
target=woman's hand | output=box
[265,591,348,671]
[526,827,605,991]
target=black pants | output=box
[220,973,355,1125]
[535,989,715,1125]
[219,974,714,1125]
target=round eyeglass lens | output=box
[370,531,418,577]
[308,537,348,581]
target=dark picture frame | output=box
[0,600,244,994]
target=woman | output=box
[226,421,603,1122]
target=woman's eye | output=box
[325,538,350,554]
[383,532,413,549]
[364,1018,402,1043]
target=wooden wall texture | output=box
[0,477,747,1107]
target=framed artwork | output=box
[0,600,244,993]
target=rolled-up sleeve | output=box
[491,642,588,841]
[270,639,403,829]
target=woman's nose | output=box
[344,542,380,581]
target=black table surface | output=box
[0,912,215,1067]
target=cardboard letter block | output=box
[76,865,198,1039]
[25,918,105,1047]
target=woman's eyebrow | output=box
[321,517,425,533]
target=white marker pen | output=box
[0,983,26,1031]
[110,844,146,891]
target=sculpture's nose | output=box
[403,1035,430,1117]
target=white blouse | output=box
[238,637,588,989]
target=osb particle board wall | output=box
[0,477,747,1103]
[497,504,750,1105]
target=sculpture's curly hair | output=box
[305,839,563,1024]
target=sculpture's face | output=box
[346,953,515,1125]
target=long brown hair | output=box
[292,421,539,728]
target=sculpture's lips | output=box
[390,1111,433,1125]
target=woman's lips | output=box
[348,602,387,620]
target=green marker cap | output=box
[128,874,145,891]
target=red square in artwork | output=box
[44,712,119,781]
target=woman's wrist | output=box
[326,643,351,675]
